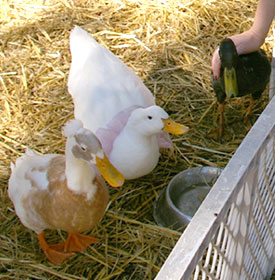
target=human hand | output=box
[211,29,265,79]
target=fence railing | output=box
[155,95,275,279]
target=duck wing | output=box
[237,50,271,97]
[8,149,59,233]
[95,105,140,156]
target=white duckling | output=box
[8,119,124,265]
[68,26,189,180]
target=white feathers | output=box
[69,26,99,63]
[68,25,155,133]
[8,149,56,233]
[67,26,175,179]
[62,119,83,137]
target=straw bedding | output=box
[0,0,274,279]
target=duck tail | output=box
[69,25,97,61]
[10,147,37,171]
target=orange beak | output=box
[95,154,125,187]
[162,118,189,135]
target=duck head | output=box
[128,106,189,136]
[219,38,239,98]
[63,119,124,187]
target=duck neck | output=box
[125,125,158,144]
[119,126,159,154]
[65,137,97,200]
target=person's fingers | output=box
[211,48,221,79]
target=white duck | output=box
[68,26,189,180]
[8,119,124,265]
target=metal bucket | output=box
[153,166,223,231]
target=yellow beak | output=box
[95,154,125,187]
[162,119,189,135]
[224,67,238,98]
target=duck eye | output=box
[147,116,152,120]
[80,145,87,151]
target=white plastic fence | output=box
[269,31,275,100]
[155,89,275,278]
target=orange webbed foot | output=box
[64,233,99,253]
[47,243,65,252]
[37,233,73,265]
[43,245,73,265]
